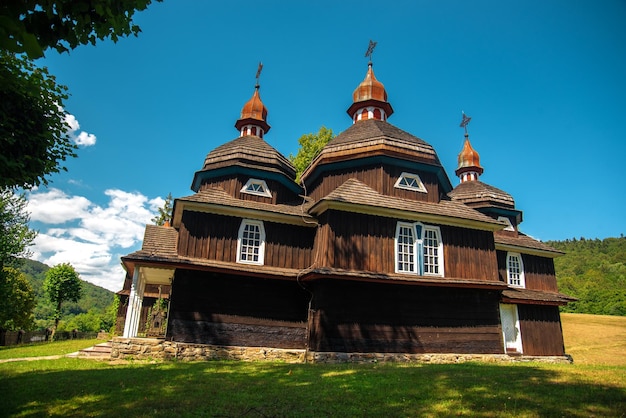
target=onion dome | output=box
[234,84,270,137]
[346,62,394,123]
[455,133,484,183]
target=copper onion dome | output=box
[455,134,484,178]
[347,62,394,120]
[234,84,271,134]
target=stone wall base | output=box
[110,337,573,364]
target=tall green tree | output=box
[0,267,36,331]
[152,192,173,226]
[43,263,82,333]
[289,126,335,182]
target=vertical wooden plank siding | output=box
[496,251,558,291]
[441,226,498,281]
[178,211,315,269]
[199,175,299,204]
[309,280,503,354]
[518,305,565,356]
[522,254,558,292]
[308,164,440,203]
[167,270,309,348]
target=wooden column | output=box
[123,268,146,338]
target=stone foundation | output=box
[110,337,573,364]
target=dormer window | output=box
[394,172,427,193]
[241,178,272,198]
[498,216,515,231]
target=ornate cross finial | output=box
[460,111,472,134]
[364,40,377,61]
[255,62,263,87]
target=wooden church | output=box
[117,56,574,361]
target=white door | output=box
[500,304,522,354]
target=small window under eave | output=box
[241,178,272,198]
[394,172,427,193]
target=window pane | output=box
[423,228,440,274]
[397,226,415,272]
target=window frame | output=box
[506,252,525,288]
[240,178,272,198]
[236,219,266,265]
[394,221,444,277]
[394,172,428,193]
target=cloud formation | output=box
[27,188,164,291]
[65,112,97,146]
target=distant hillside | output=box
[546,236,626,316]
[19,259,115,329]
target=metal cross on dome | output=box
[460,111,472,134]
[255,62,263,86]
[365,40,377,61]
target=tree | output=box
[0,189,37,271]
[0,267,36,331]
[43,263,82,333]
[0,0,160,59]
[152,192,173,226]
[1,1,159,190]
[289,126,335,182]
[0,52,75,190]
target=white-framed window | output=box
[394,222,444,276]
[237,219,265,265]
[394,172,427,193]
[240,178,272,198]
[506,252,525,288]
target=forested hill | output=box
[546,236,626,316]
[20,259,115,330]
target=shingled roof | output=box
[448,180,515,208]
[125,224,179,260]
[173,187,316,227]
[502,287,576,305]
[321,119,439,161]
[494,231,564,257]
[310,178,505,230]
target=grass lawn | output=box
[0,339,106,360]
[0,314,624,417]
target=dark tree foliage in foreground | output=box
[548,236,626,316]
[0,0,160,58]
[0,52,74,190]
[0,267,36,331]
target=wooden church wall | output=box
[441,226,499,281]
[199,175,298,204]
[315,210,499,280]
[307,164,440,203]
[313,211,397,272]
[496,251,558,291]
[309,280,503,354]
[178,211,315,269]
[518,305,565,356]
[167,270,309,348]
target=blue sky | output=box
[25,0,626,291]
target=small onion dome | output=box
[234,85,270,137]
[455,134,484,182]
[347,62,394,123]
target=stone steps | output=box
[68,341,112,358]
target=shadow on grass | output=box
[1,359,625,417]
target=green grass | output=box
[0,359,624,417]
[0,314,625,417]
[0,339,105,360]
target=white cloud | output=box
[27,188,163,292]
[64,111,97,147]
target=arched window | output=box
[506,252,525,287]
[237,220,265,265]
[372,108,382,120]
